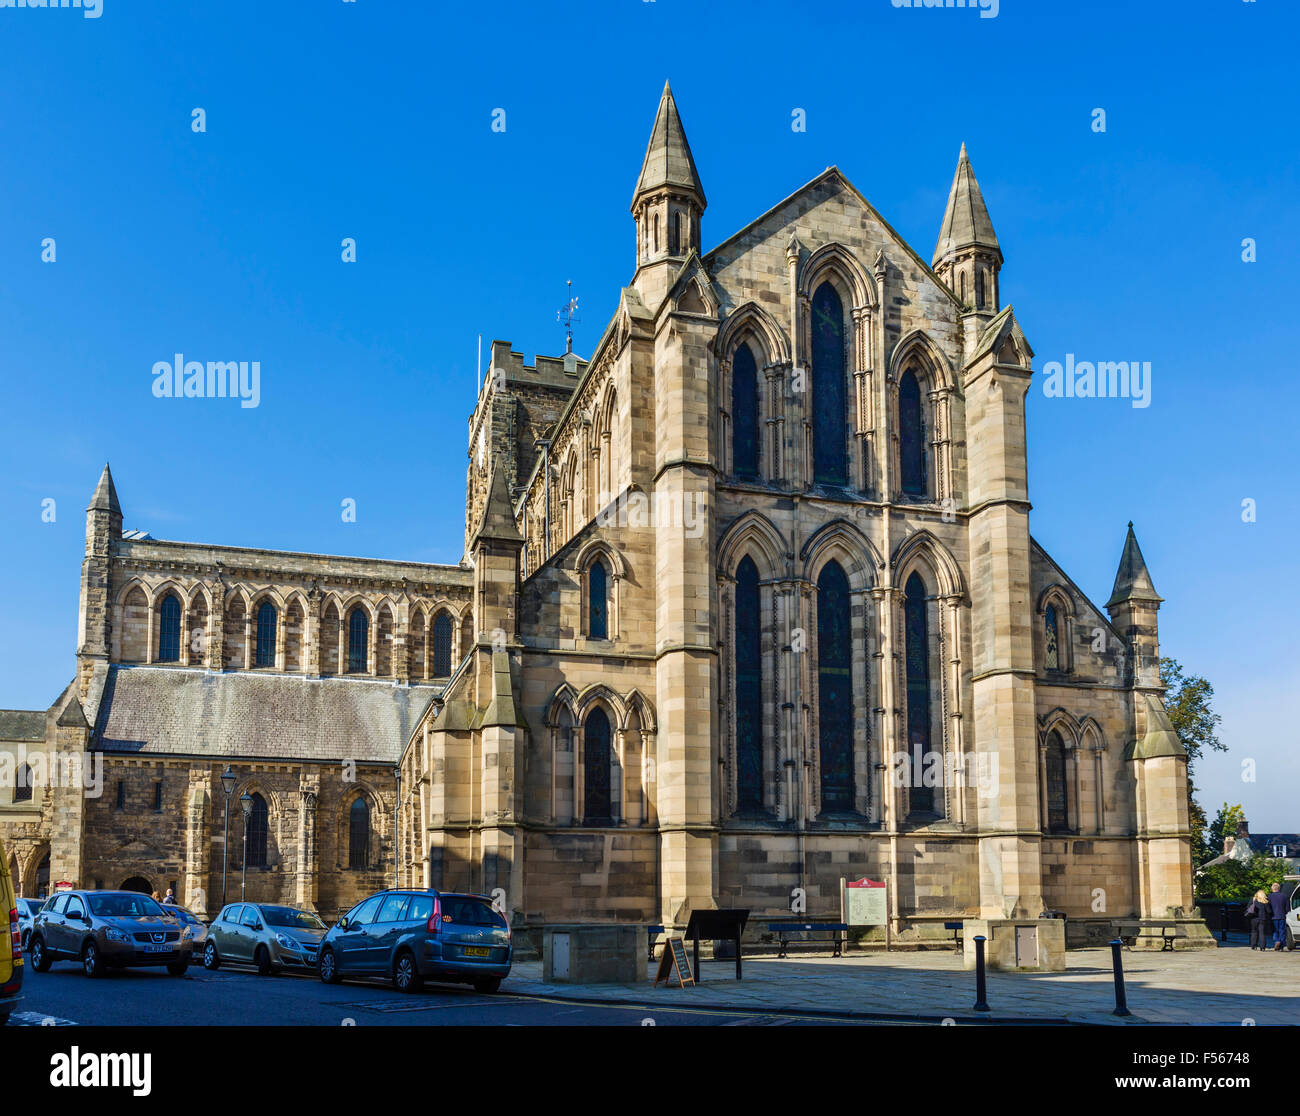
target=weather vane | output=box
[556,279,580,354]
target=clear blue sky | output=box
[1,1,1295,828]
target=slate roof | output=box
[92,666,436,764]
[0,710,46,742]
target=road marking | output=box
[10,1011,78,1027]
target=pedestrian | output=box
[1245,890,1270,950]
[163,888,176,906]
[1267,882,1288,951]
[151,890,161,904]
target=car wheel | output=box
[474,976,502,994]
[1287,926,1296,952]
[82,941,106,979]
[254,944,275,976]
[167,961,188,977]
[203,940,221,970]
[393,951,423,994]
[318,947,342,985]
[30,936,51,972]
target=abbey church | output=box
[0,84,1201,946]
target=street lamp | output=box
[393,765,402,889]
[220,766,237,906]
[240,790,253,900]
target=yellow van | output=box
[0,839,24,1025]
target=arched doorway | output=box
[27,851,50,899]
[120,875,152,895]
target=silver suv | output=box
[29,890,192,977]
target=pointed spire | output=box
[631,80,706,211]
[88,463,121,515]
[933,143,1000,266]
[472,464,523,546]
[1107,522,1162,607]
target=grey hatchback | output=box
[317,889,511,993]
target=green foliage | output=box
[1195,856,1291,902]
[1203,802,1246,863]
[1160,658,1225,869]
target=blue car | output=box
[317,889,511,994]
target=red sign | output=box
[846,878,885,888]
[54,881,75,891]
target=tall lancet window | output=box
[157,594,181,662]
[583,708,613,825]
[734,557,763,814]
[348,608,368,673]
[1045,731,1070,834]
[588,559,609,639]
[731,342,760,480]
[904,572,935,815]
[817,560,854,813]
[432,612,453,677]
[255,602,277,668]
[811,282,847,486]
[1044,605,1060,671]
[899,370,927,497]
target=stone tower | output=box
[631,81,707,312]
[78,463,121,697]
[933,144,1002,321]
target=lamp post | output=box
[393,765,402,890]
[240,790,253,900]
[220,766,236,906]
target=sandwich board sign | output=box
[653,937,695,988]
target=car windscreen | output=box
[87,894,167,918]
[261,906,326,931]
[440,896,507,927]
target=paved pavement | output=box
[504,937,1299,1025]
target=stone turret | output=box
[78,463,122,695]
[933,144,1002,323]
[1106,522,1163,691]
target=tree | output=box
[1203,802,1245,865]
[1160,658,1225,869]
[1196,856,1291,902]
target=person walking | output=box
[163,888,176,906]
[1267,882,1288,951]
[1245,890,1269,950]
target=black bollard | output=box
[1109,938,1131,1017]
[972,934,990,1012]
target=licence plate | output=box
[463,947,490,958]
[141,944,173,953]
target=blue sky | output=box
[0,0,1295,828]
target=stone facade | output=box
[0,84,1202,949]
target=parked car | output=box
[202,903,326,975]
[0,839,24,1024]
[17,897,45,950]
[165,905,207,950]
[317,889,511,994]
[1286,880,1299,950]
[29,890,191,978]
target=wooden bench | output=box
[944,920,964,952]
[766,922,849,958]
[1113,919,1185,952]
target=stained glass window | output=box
[1044,605,1060,671]
[255,601,276,667]
[817,561,854,813]
[432,612,453,677]
[811,283,847,486]
[157,594,181,662]
[904,572,934,815]
[735,556,763,814]
[589,560,608,639]
[583,708,612,825]
[246,793,269,868]
[348,609,368,673]
[899,370,927,497]
[732,343,760,480]
[349,797,370,869]
[1045,732,1070,833]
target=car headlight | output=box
[104,928,128,943]
[275,933,299,950]
[181,926,194,939]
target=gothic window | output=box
[347,608,368,673]
[975,268,986,309]
[13,764,33,803]
[899,369,927,497]
[588,559,609,640]
[432,611,453,677]
[348,797,370,869]
[731,342,760,481]
[1045,731,1070,834]
[157,593,181,662]
[670,211,682,255]
[817,560,854,813]
[583,708,613,825]
[255,601,276,668]
[811,282,848,486]
[246,792,269,868]
[904,572,935,815]
[959,271,967,304]
[653,214,660,253]
[734,556,763,815]
[1044,605,1060,671]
